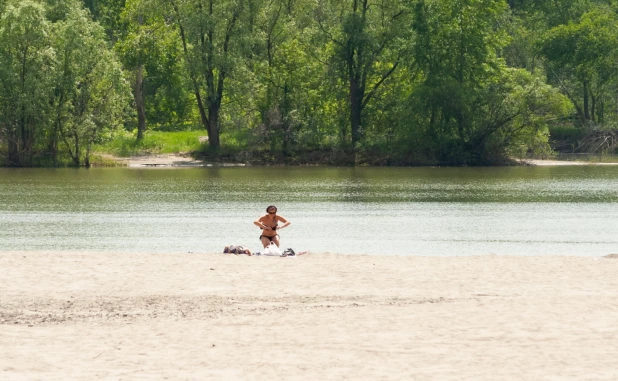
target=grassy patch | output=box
[549,124,582,141]
[93,130,206,157]
[89,154,127,167]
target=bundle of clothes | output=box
[223,245,252,255]
[223,245,296,257]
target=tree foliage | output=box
[1,0,616,166]
[0,0,128,167]
[0,0,53,166]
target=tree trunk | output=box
[456,111,465,140]
[7,133,19,167]
[51,118,60,167]
[134,65,147,140]
[19,112,33,167]
[583,79,590,121]
[170,0,212,148]
[72,130,80,167]
[590,90,596,123]
[50,136,58,167]
[281,83,291,156]
[207,103,220,148]
[85,140,91,168]
[350,77,363,146]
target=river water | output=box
[1,166,617,256]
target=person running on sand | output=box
[254,205,290,248]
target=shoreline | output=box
[97,153,246,168]
[101,154,618,168]
[2,251,617,380]
[520,158,618,166]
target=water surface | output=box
[1,166,617,256]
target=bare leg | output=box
[272,235,280,247]
[261,236,271,248]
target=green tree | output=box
[407,0,568,163]
[165,0,247,149]
[116,0,191,139]
[0,0,129,167]
[50,2,129,166]
[240,0,327,155]
[316,0,407,147]
[540,7,618,125]
[80,0,126,41]
[0,0,53,166]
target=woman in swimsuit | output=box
[254,205,290,248]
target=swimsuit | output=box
[260,220,279,241]
[260,234,279,242]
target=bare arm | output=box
[254,217,272,231]
[277,216,291,229]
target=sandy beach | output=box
[522,159,618,166]
[1,251,617,380]
[95,153,618,168]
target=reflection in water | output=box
[1,166,618,256]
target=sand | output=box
[98,154,246,168]
[99,154,618,168]
[522,159,618,166]
[105,154,206,168]
[1,251,617,381]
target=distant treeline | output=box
[1,0,617,167]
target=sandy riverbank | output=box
[100,153,209,168]
[97,153,618,167]
[1,251,617,380]
[521,159,618,166]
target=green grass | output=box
[93,130,207,157]
[88,154,127,167]
[549,124,583,140]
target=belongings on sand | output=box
[265,242,282,256]
[223,245,252,255]
[224,245,307,257]
[254,247,300,257]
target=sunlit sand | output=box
[1,251,617,380]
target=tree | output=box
[0,0,129,167]
[0,0,53,166]
[238,0,325,155]
[53,3,127,166]
[406,0,569,163]
[117,0,171,139]
[50,1,129,167]
[540,8,618,125]
[165,0,246,149]
[316,0,407,147]
[464,68,571,162]
[80,0,126,41]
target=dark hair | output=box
[266,205,277,213]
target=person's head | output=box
[266,205,277,215]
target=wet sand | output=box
[1,251,617,380]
